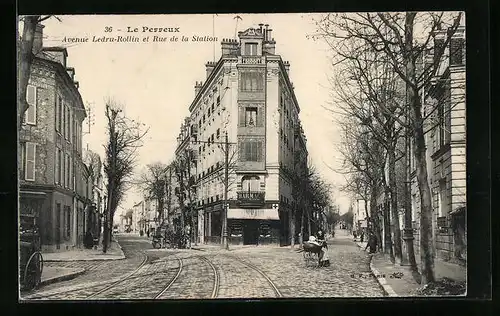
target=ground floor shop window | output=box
[64,206,71,240]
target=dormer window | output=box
[244,42,258,56]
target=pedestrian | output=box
[353,230,357,241]
[364,231,377,254]
[146,228,150,238]
[360,231,364,243]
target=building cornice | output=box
[188,56,227,113]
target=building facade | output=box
[175,24,309,246]
[411,22,466,263]
[19,23,88,252]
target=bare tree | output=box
[137,162,169,226]
[103,99,148,253]
[313,11,463,284]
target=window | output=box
[240,141,263,162]
[241,175,260,191]
[203,115,206,124]
[240,72,264,92]
[58,96,63,132]
[450,37,465,66]
[217,96,220,106]
[437,86,451,147]
[434,38,445,65]
[65,206,71,239]
[55,148,60,184]
[411,194,417,221]
[245,107,257,127]
[69,156,73,190]
[24,85,37,125]
[59,149,63,185]
[216,128,220,139]
[438,178,447,217]
[244,42,258,56]
[208,108,211,117]
[25,142,36,181]
[211,103,215,112]
[69,108,73,143]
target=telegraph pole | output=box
[222,132,229,250]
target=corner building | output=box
[182,25,308,246]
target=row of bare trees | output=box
[314,12,463,285]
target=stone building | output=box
[411,21,466,264]
[175,24,309,246]
[18,23,88,252]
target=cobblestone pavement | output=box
[23,234,384,300]
[21,235,153,300]
[226,238,384,297]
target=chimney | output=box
[259,23,264,34]
[284,61,290,75]
[263,39,276,55]
[205,61,216,78]
[265,24,269,41]
[221,38,238,56]
[33,23,44,54]
[74,81,79,89]
[267,29,273,42]
[66,67,75,81]
[195,81,203,96]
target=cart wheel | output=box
[24,252,43,290]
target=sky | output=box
[37,13,352,217]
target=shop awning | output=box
[227,208,279,220]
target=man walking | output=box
[364,231,377,254]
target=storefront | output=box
[227,208,280,245]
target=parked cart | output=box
[20,213,43,291]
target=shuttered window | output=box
[55,148,60,184]
[450,38,464,66]
[20,143,26,178]
[240,141,263,162]
[240,72,264,92]
[25,142,36,181]
[58,96,63,132]
[55,96,59,131]
[25,85,37,125]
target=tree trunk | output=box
[18,16,40,131]
[383,190,395,263]
[370,185,383,251]
[405,12,435,285]
[389,148,403,263]
[299,207,304,247]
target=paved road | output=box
[22,231,384,300]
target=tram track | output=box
[225,254,282,298]
[153,254,220,299]
[26,249,150,300]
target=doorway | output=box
[243,220,259,245]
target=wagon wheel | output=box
[24,252,43,290]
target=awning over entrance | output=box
[227,208,279,220]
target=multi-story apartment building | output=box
[175,24,309,246]
[411,20,466,263]
[19,23,88,252]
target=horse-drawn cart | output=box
[20,213,43,291]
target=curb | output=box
[44,240,126,262]
[39,268,86,287]
[355,241,398,297]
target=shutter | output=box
[257,106,264,127]
[58,97,63,132]
[55,97,59,131]
[55,149,59,184]
[25,85,36,124]
[25,143,36,181]
[239,141,244,161]
[239,107,245,127]
[256,141,263,162]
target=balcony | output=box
[237,191,265,208]
[241,56,263,64]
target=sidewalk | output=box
[356,241,466,296]
[42,240,125,262]
[40,266,86,286]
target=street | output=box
[22,230,384,300]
